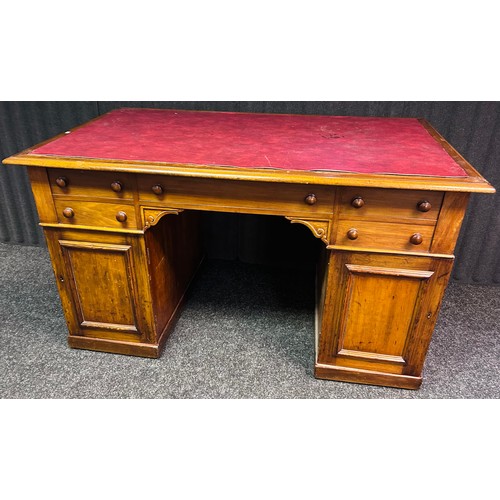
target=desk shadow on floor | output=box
[178,258,317,374]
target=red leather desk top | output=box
[30,108,467,177]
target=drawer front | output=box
[49,169,135,200]
[137,176,335,216]
[334,220,435,252]
[339,188,443,222]
[54,200,138,229]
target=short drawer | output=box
[49,169,135,200]
[137,176,335,216]
[339,188,443,222]
[54,200,138,229]
[334,220,435,253]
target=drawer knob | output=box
[116,211,128,222]
[347,228,358,240]
[417,200,432,212]
[56,176,68,188]
[62,207,74,219]
[305,194,317,205]
[410,233,423,245]
[152,184,164,195]
[111,181,123,192]
[351,196,365,208]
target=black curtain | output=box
[1,101,498,284]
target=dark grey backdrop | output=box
[1,102,498,284]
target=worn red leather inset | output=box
[31,108,467,177]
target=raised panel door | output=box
[59,240,140,337]
[316,251,454,388]
[43,229,157,351]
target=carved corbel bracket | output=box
[142,207,184,230]
[285,217,332,245]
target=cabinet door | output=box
[44,229,155,345]
[317,251,453,382]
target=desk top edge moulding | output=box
[2,108,495,390]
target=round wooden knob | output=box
[152,184,164,195]
[351,196,365,208]
[347,228,358,240]
[56,177,68,188]
[116,211,128,222]
[304,194,317,205]
[62,207,74,218]
[417,200,432,212]
[410,233,423,245]
[111,181,123,192]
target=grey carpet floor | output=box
[0,242,499,398]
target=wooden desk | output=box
[3,109,494,389]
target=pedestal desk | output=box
[3,109,495,389]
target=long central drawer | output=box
[137,176,335,217]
